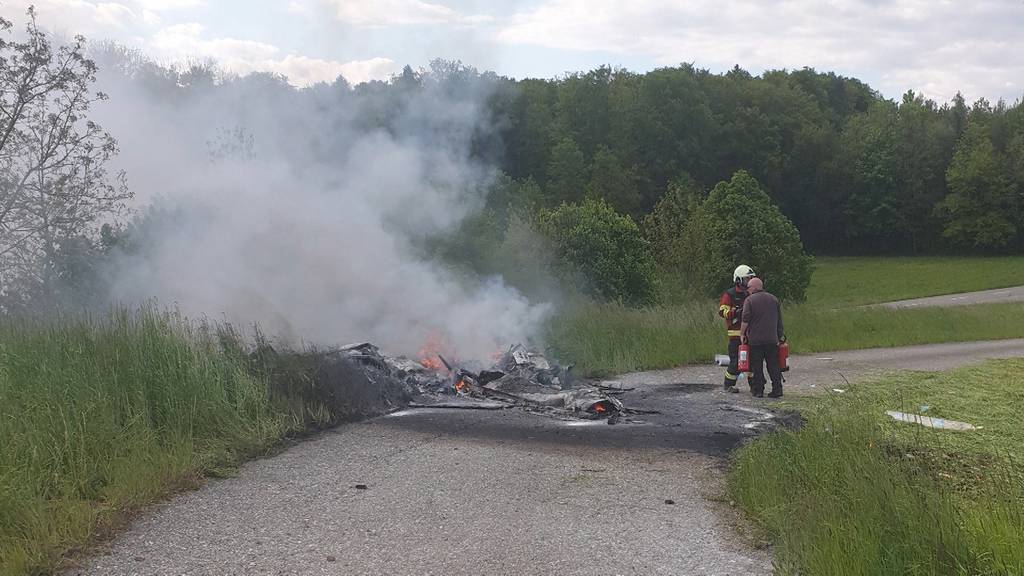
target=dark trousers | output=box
[749,343,783,394]
[724,338,741,387]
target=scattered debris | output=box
[723,404,804,432]
[337,341,625,420]
[664,499,675,505]
[354,484,368,490]
[832,388,846,393]
[885,410,979,431]
[714,354,730,367]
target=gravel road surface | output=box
[70,339,1024,576]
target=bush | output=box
[541,199,657,306]
[683,170,814,301]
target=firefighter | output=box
[718,265,756,393]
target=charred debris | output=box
[336,342,635,421]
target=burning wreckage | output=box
[338,342,629,420]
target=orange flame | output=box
[455,379,467,392]
[420,356,446,372]
[418,331,449,373]
[592,403,607,414]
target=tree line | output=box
[3,5,1022,312]
[493,65,1024,255]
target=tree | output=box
[936,123,1018,250]
[541,199,657,306]
[835,102,901,251]
[0,9,131,308]
[545,134,587,204]
[893,91,956,253]
[683,171,813,301]
[643,174,703,272]
[586,145,642,216]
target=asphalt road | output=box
[869,285,1024,309]
[69,339,1024,576]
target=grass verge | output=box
[0,309,398,576]
[728,359,1024,575]
[546,301,1024,376]
[805,256,1024,307]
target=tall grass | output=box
[547,301,1024,376]
[0,309,292,575]
[728,360,1024,575]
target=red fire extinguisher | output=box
[737,343,750,372]
[778,341,790,372]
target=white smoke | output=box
[93,56,550,361]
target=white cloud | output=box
[148,23,397,85]
[0,2,396,87]
[134,0,202,9]
[0,0,200,35]
[497,0,1024,102]
[263,55,398,85]
[325,0,490,26]
[0,1,136,34]
[141,9,162,25]
[93,2,137,28]
[287,1,313,16]
[150,22,280,61]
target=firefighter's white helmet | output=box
[733,264,756,285]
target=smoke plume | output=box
[92,55,550,361]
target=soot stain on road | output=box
[378,382,797,457]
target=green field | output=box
[806,256,1024,307]
[729,360,1024,575]
[548,301,1024,376]
[548,256,1024,376]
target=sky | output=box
[2,0,1023,103]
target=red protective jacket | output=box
[718,285,747,339]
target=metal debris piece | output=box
[340,342,377,352]
[407,401,509,410]
[384,356,429,375]
[509,345,551,370]
[885,410,979,431]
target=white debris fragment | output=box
[832,388,846,393]
[885,411,979,431]
[510,346,551,370]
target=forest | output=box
[2,7,1023,313]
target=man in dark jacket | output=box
[740,277,785,398]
